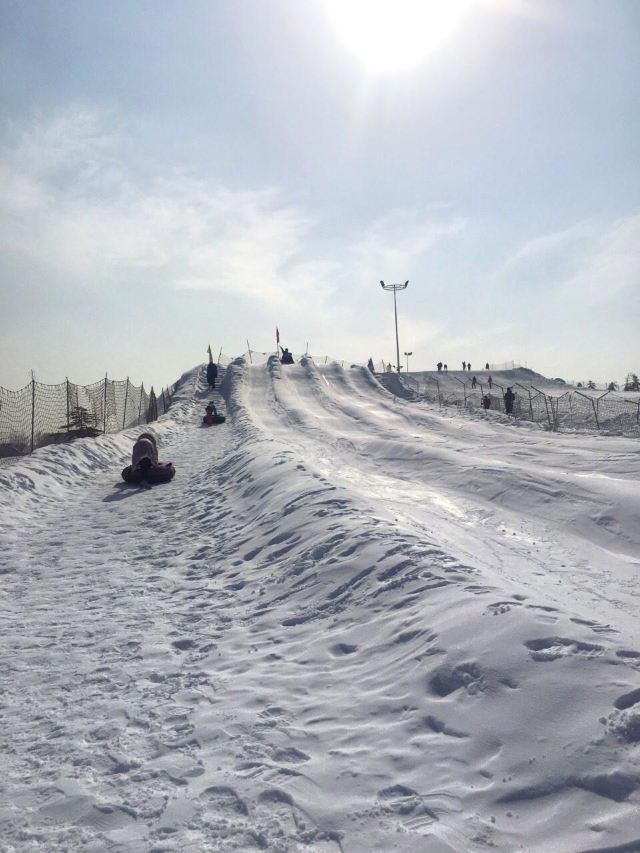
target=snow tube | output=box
[202,414,226,425]
[121,462,176,485]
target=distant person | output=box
[206,361,218,389]
[482,394,491,410]
[279,346,294,364]
[367,357,375,373]
[471,376,477,389]
[467,362,471,371]
[504,387,515,414]
[386,363,392,373]
[485,362,490,370]
[444,364,448,372]
[488,375,492,389]
[437,361,443,372]
[462,361,466,371]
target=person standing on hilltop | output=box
[206,361,218,389]
[437,361,443,372]
[462,360,466,371]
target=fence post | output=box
[246,339,253,364]
[122,378,129,430]
[218,347,222,366]
[103,373,108,433]
[30,375,35,453]
[66,378,70,434]
[138,383,144,425]
[591,397,600,430]
[436,379,441,406]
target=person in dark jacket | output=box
[482,395,491,410]
[471,376,477,389]
[280,346,294,364]
[504,387,515,414]
[206,361,218,388]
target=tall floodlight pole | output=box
[404,351,413,373]
[380,280,409,374]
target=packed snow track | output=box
[1,358,639,852]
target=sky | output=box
[1,0,638,392]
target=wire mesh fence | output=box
[394,374,640,438]
[0,376,175,458]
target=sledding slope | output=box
[0,357,639,852]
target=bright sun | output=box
[325,0,470,73]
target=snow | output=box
[1,357,639,852]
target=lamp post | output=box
[380,280,409,375]
[404,351,413,373]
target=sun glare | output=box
[325,0,470,73]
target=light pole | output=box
[380,280,409,375]
[404,351,412,373]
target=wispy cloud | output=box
[501,215,640,304]
[0,109,465,319]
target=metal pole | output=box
[246,339,253,363]
[380,280,409,375]
[393,289,400,374]
[138,383,144,425]
[66,378,70,434]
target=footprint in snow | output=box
[524,636,604,662]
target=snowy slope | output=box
[1,358,639,853]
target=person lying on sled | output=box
[131,432,158,468]
[123,432,175,486]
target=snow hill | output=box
[1,358,639,853]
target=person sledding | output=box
[202,402,226,425]
[206,361,218,389]
[206,345,218,388]
[279,346,294,364]
[122,432,175,487]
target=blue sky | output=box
[1,0,638,391]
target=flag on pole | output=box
[276,327,280,344]
[207,344,213,363]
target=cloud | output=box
[0,107,466,331]
[561,215,640,302]
[501,215,640,304]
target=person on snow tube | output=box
[122,432,175,485]
[202,403,226,425]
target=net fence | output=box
[0,376,175,458]
[397,374,640,438]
